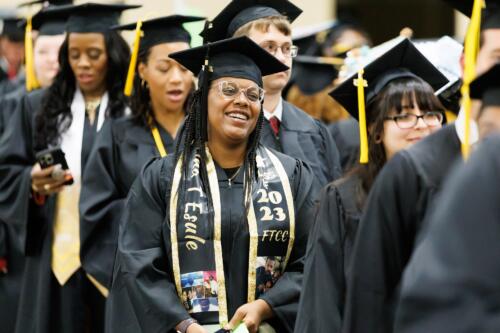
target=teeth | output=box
[227,112,248,120]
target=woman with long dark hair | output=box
[294,38,448,333]
[0,3,138,333]
[108,36,318,333]
[79,15,203,298]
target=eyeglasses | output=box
[214,80,265,103]
[260,42,299,58]
[384,111,444,129]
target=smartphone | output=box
[35,147,74,185]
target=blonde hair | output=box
[233,15,292,38]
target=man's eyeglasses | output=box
[214,80,265,104]
[384,111,444,129]
[260,42,299,58]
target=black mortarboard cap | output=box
[20,6,69,36]
[112,15,205,54]
[444,0,500,30]
[1,17,24,41]
[201,0,302,42]
[470,63,500,107]
[293,55,342,95]
[329,38,449,119]
[169,36,289,87]
[42,2,140,33]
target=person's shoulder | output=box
[282,100,322,132]
[264,146,312,177]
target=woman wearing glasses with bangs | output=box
[109,36,318,333]
[294,38,448,333]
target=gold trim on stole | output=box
[246,197,259,303]
[265,148,295,270]
[206,149,229,326]
[169,157,184,298]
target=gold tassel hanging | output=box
[25,16,40,92]
[124,20,143,97]
[354,69,369,164]
[460,0,484,159]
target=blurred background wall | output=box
[1,0,469,44]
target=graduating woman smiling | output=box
[109,36,318,333]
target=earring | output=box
[141,79,149,89]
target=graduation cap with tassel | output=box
[329,38,449,164]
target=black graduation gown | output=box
[0,89,115,333]
[0,85,26,137]
[294,175,363,333]
[328,118,360,173]
[394,134,500,333]
[260,101,342,189]
[0,85,27,333]
[108,148,318,333]
[79,116,175,290]
[342,124,462,333]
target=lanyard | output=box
[149,116,167,157]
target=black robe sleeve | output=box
[318,120,343,181]
[342,152,420,333]
[114,158,190,333]
[294,183,345,333]
[79,120,124,289]
[394,135,500,333]
[0,91,40,255]
[259,160,318,332]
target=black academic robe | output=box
[261,101,342,189]
[108,148,318,333]
[0,88,118,333]
[0,85,27,333]
[394,134,500,333]
[80,116,175,290]
[0,85,26,136]
[342,124,462,333]
[328,118,360,173]
[294,175,363,333]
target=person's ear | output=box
[138,62,147,81]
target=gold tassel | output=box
[354,69,369,164]
[25,16,40,92]
[460,0,484,159]
[124,20,143,97]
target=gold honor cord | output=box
[151,125,168,157]
[354,69,369,164]
[206,149,229,327]
[124,20,143,97]
[461,0,484,160]
[25,16,40,92]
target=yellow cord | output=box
[124,20,143,97]
[460,0,484,159]
[25,16,40,92]
[354,69,369,164]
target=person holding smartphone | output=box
[0,3,139,333]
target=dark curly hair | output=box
[130,47,194,128]
[346,76,446,209]
[34,30,131,150]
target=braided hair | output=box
[173,62,265,216]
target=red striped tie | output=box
[269,116,280,136]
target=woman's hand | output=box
[186,323,208,333]
[31,163,71,196]
[225,299,274,333]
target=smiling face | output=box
[381,95,442,160]
[68,33,108,96]
[207,77,262,147]
[34,34,65,88]
[138,42,193,114]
